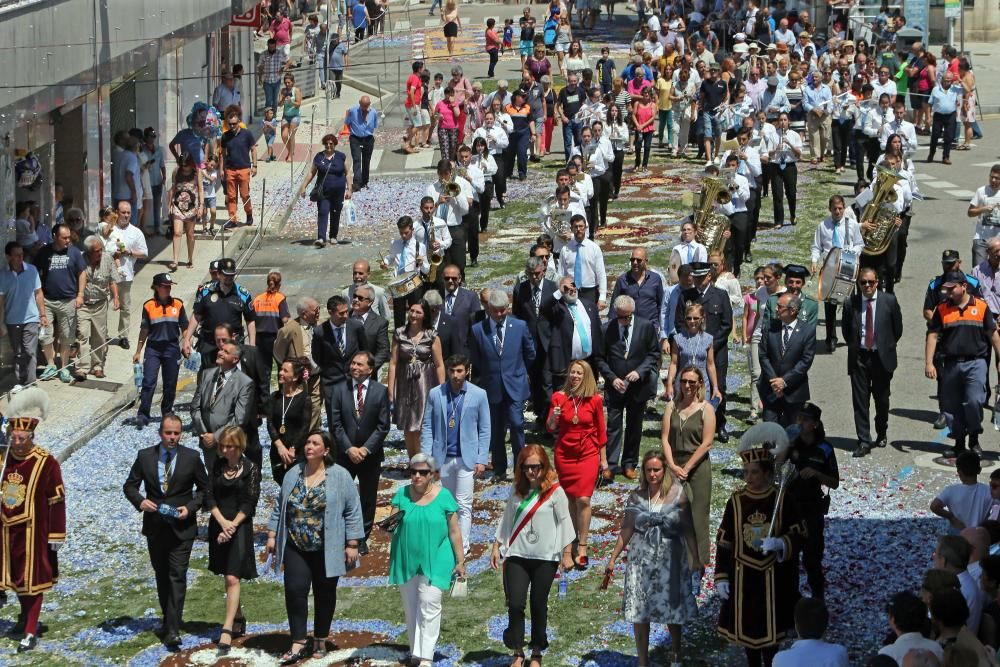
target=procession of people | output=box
[4,0,1000,664]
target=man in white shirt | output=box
[558,216,607,309]
[107,200,148,348]
[211,72,241,113]
[541,186,587,256]
[342,260,392,322]
[932,534,987,636]
[773,598,848,667]
[456,146,486,266]
[871,65,898,104]
[113,134,143,219]
[968,165,1000,266]
[425,159,472,276]
[773,18,797,48]
[669,220,709,282]
[471,112,511,208]
[811,195,864,350]
[566,158,594,229]
[413,195,453,290]
[878,592,945,663]
[715,157,751,276]
[761,112,803,227]
[728,127,763,262]
[579,123,615,235]
[880,99,919,154]
[381,216,429,327]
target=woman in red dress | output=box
[546,359,608,569]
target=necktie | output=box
[447,293,455,315]
[782,324,792,353]
[356,382,365,415]
[335,326,345,354]
[865,299,875,349]
[686,244,693,263]
[831,220,841,249]
[495,320,505,353]
[397,241,407,273]
[570,303,592,357]
[163,450,174,493]
[211,369,226,404]
[574,245,583,288]
[532,286,541,314]
[622,323,630,357]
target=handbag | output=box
[376,510,404,533]
[450,575,468,598]
[309,153,337,202]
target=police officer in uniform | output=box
[923,250,983,430]
[785,402,839,600]
[925,270,1000,456]
[132,273,192,428]
[186,257,255,368]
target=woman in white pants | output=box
[387,454,466,666]
[670,68,697,158]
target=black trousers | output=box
[503,556,558,652]
[929,111,957,160]
[480,180,494,231]
[577,286,598,308]
[606,397,645,471]
[256,331,277,394]
[800,504,826,599]
[860,250,896,294]
[748,184,761,245]
[823,301,839,342]
[832,120,853,169]
[863,136,881,181]
[895,212,912,282]
[527,346,550,425]
[342,455,382,538]
[851,130,868,181]
[766,162,797,225]
[611,148,625,197]
[284,542,339,641]
[349,135,375,189]
[851,350,892,445]
[445,223,468,279]
[593,171,612,233]
[745,644,779,667]
[715,343,729,432]
[464,205,481,263]
[762,397,803,427]
[725,211,749,277]
[487,48,499,77]
[493,154,508,200]
[147,530,194,637]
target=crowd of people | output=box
[4,0,1000,664]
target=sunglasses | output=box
[444,276,461,281]
[408,468,432,477]
[521,463,543,472]
[859,279,877,285]
[352,295,371,301]
[680,378,700,385]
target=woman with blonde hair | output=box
[606,449,700,667]
[441,0,460,56]
[546,360,608,569]
[491,445,575,667]
[206,426,261,656]
[661,366,715,574]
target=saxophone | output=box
[427,218,443,283]
[694,176,732,255]
[860,165,903,256]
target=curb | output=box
[56,224,259,464]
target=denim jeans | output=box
[264,81,281,111]
[561,120,582,160]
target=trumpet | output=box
[442,176,462,198]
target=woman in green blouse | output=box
[387,453,466,667]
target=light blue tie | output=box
[574,245,583,288]
[398,241,407,273]
[686,244,693,263]
[569,303,591,357]
[831,221,841,249]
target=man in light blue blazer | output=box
[469,290,536,481]
[421,354,491,553]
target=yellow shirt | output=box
[656,78,673,111]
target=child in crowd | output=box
[261,108,279,162]
[427,72,445,146]
[519,16,535,68]
[304,14,321,62]
[201,157,219,235]
[502,18,514,55]
[931,451,993,536]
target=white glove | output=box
[761,537,786,562]
[715,580,730,601]
[49,542,62,552]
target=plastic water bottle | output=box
[156,503,180,519]
[183,353,201,373]
[557,573,568,598]
[133,362,144,388]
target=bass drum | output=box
[818,248,859,305]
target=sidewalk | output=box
[0,85,365,461]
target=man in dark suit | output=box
[190,340,255,470]
[674,262,734,439]
[351,284,390,378]
[312,294,367,427]
[842,268,904,458]
[512,256,558,427]
[122,414,208,647]
[330,351,390,553]
[439,263,481,354]
[545,276,603,393]
[599,295,661,479]
[469,291,536,480]
[759,292,817,426]
[211,322,267,468]
[425,291,455,360]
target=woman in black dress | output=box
[207,426,262,656]
[268,356,313,485]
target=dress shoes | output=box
[875,435,888,448]
[163,633,182,649]
[852,442,872,458]
[623,468,638,480]
[359,539,370,555]
[601,469,615,481]
[717,432,730,443]
[933,413,948,430]
[825,338,837,353]
[17,634,37,653]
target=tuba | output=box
[860,165,902,256]
[694,176,732,255]
[427,219,443,284]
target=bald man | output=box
[347,95,379,190]
[342,260,391,320]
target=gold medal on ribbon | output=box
[572,415,579,424]
[448,417,456,428]
[279,424,286,434]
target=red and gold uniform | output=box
[1,445,66,595]
[716,485,805,655]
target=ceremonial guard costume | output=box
[0,387,65,652]
[716,423,805,667]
